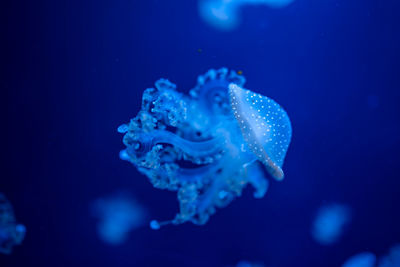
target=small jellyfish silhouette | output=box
[91,193,146,245]
[342,252,377,267]
[119,68,292,228]
[311,203,351,245]
[0,193,26,254]
[198,0,294,31]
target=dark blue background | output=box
[1,0,400,266]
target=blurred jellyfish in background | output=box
[233,260,266,267]
[341,244,400,267]
[119,68,292,229]
[311,203,351,245]
[342,252,377,267]
[379,244,400,267]
[198,0,294,31]
[0,193,26,254]
[91,192,147,245]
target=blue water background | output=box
[2,0,400,266]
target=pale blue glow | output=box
[92,193,146,245]
[198,0,294,31]
[119,68,292,228]
[235,260,265,267]
[312,203,351,245]
[342,252,376,267]
[0,193,26,254]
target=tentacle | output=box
[189,68,246,117]
[124,129,226,160]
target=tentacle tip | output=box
[149,219,174,230]
[149,220,160,230]
[117,124,129,133]
[253,190,266,199]
[119,149,130,161]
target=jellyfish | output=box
[311,203,351,245]
[119,68,292,228]
[342,252,377,267]
[0,193,26,254]
[91,192,147,245]
[198,0,294,31]
[378,244,400,267]
[341,244,400,267]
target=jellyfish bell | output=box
[229,83,292,181]
[342,252,376,267]
[198,0,294,31]
[198,0,241,31]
